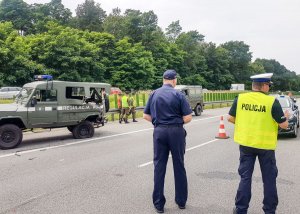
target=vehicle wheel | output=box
[72,121,94,139]
[291,124,298,138]
[67,126,75,132]
[194,105,202,116]
[297,118,299,128]
[0,124,23,149]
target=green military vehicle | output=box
[174,85,204,116]
[0,75,111,149]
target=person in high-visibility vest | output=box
[228,73,289,214]
[117,93,123,123]
[128,92,138,122]
[121,91,130,124]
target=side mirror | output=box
[31,96,37,107]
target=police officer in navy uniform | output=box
[143,69,192,213]
[228,73,289,214]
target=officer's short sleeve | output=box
[229,96,238,117]
[144,93,153,114]
[272,99,286,123]
[180,93,193,116]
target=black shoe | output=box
[125,120,129,124]
[177,204,186,209]
[119,120,122,124]
[155,207,164,213]
[133,119,138,122]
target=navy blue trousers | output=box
[152,126,187,209]
[235,145,278,214]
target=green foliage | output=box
[0,1,299,91]
[220,41,252,83]
[166,20,182,42]
[111,38,155,90]
[28,22,103,82]
[0,0,32,33]
[75,0,106,32]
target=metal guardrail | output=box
[106,100,234,121]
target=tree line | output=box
[0,0,299,91]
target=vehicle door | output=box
[291,100,299,122]
[28,89,58,128]
[188,88,197,108]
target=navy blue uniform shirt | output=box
[144,84,192,126]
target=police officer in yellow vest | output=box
[121,91,130,124]
[228,73,289,214]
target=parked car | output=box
[276,95,299,137]
[0,87,21,99]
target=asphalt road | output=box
[0,107,299,214]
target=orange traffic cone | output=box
[215,116,230,139]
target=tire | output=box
[72,121,94,139]
[194,104,202,116]
[297,117,299,128]
[67,126,75,132]
[0,124,23,149]
[291,124,298,138]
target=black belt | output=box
[155,124,183,128]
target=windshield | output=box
[278,98,291,108]
[15,87,34,104]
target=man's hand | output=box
[227,115,235,124]
[143,113,152,122]
[284,109,290,119]
[183,114,192,124]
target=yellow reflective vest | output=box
[234,92,278,150]
[122,95,129,108]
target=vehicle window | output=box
[195,88,201,94]
[0,88,8,92]
[183,90,188,96]
[35,89,57,102]
[15,88,34,104]
[66,87,85,100]
[90,87,102,95]
[278,98,291,108]
[189,89,196,95]
[9,87,18,91]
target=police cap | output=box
[250,73,273,83]
[163,69,177,80]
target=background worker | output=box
[121,90,130,124]
[117,93,123,123]
[101,88,109,113]
[128,92,138,122]
[228,73,289,214]
[143,69,192,213]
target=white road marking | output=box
[0,114,226,159]
[138,139,219,168]
[0,128,153,159]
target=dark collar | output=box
[252,90,267,95]
[163,84,173,88]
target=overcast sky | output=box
[25,0,300,74]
